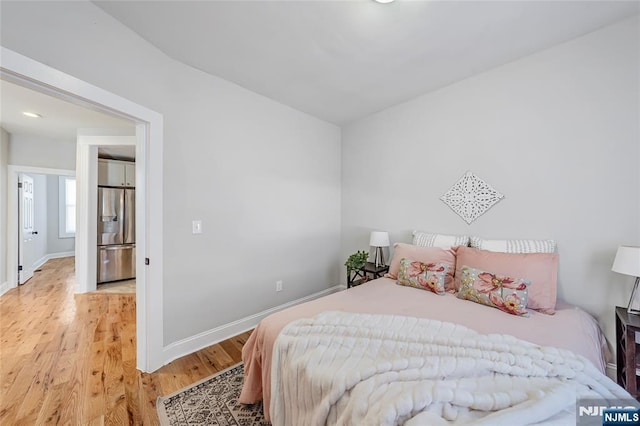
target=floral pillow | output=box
[397,258,448,295]
[456,265,530,316]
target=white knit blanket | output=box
[270,311,629,426]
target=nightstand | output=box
[347,262,389,288]
[616,306,640,398]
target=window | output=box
[59,176,76,238]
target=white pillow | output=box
[412,230,470,248]
[469,236,556,253]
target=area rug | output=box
[157,363,268,425]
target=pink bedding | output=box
[239,277,609,422]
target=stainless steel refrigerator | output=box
[97,187,135,283]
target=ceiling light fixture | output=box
[373,0,395,3]
[23,112,42,118]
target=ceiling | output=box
[0,79,136,160]
[94,0,639,125]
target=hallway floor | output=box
[95,279,136,294]
[0,257,249,424]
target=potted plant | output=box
[344,250,369,273]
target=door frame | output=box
[1,47,165,372]
[76,131,136,293]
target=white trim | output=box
[0,282,9,297]
[33,255,47,270]
[136,121,165,372]
[24,255,48,281]
[26,252,74,279]
[74,141,96,294]
[1,46,164,373]
[9,166,75,176]
[36,251,75,268]
[25,251,69,281]
[44,251,74,260]
[162,285,344,366]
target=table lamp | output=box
[370,231,390,268]
[612,245,640,314]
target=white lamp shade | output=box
[369,231,390,247]
[612,246,640,277]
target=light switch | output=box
[192,220,203,234]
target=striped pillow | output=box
[412,231,469,248]
[469,236,556,254]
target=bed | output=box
[239,239,627,425]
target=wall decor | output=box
[440,171,504,224]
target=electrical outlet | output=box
[276,280,283,292]
[192,220,202,234]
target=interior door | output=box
[19,174,37,284]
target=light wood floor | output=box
[95,279,136,294]
[0,257,250,425]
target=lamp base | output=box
[374,247,385,268]
[628,276,640,315]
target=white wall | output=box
[46,175,74,255]
[8,135,76,170]
[6,2,632,366]
[0,2,342,346]
[0,128,9,287]
[342,17,640,350]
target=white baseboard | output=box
[0,282,10,297]
[162,285,344,366]
[21,251,75,284]
[33,255,49,272]
[32,251,75,271]
[45,251,75,260]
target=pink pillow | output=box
[385,243,456,291]
[454,246,558,315]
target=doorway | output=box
[8,165,76,286]
[1,46,164,372]
[95,147,137,295]
[16,169,76,285]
